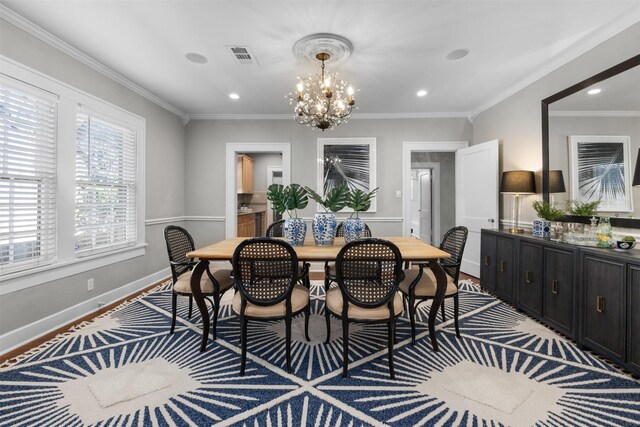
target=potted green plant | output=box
[532,200,565,238]
[304,185,349,246]
[267,183,309,245]
[568,199,600,216]
[343,187,378,242]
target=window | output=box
[1,58,145,290]
[0,77,57,274]
[75,111,137,255]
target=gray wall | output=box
[472,21,640,224]
[185,118,472,244]
[0,19,186,334]
[411,152,456,242]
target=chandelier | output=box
[287,52,356,131]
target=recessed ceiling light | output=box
[229,93,240,100]
[185,52,208,64]
[446,49,469,61]
[587,88,602,95]
[416,90,428,97]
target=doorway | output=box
[266,166,283,225]
[225,143,291,238]
[410,164,441,245]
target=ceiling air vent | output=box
[227,46,259,67]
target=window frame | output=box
[0,56,146,295]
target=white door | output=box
[455,140,499,277]
[419,171,432,244]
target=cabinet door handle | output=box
[484,256,490,266]
[499,261,506,272]
[596,296,605,313]
[525,271,532,284]
[551,280,559,295]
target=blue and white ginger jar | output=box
[343,218,366,243]
[312,212,337,246]
[284,218,307,246]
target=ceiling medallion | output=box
[287,34,356,131]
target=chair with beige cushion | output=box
[164,225,235,337]
[400,226,468,343]
[266,219,311,289]
[232,237,310,375]
[326,238,403,378]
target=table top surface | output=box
[187,236,450,261]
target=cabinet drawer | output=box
[582,256,626,359]
[543,248,575,337]
[518,242,543,316]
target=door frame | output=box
[225,143,291,238]
[402,141,468,237]
[412,163,440,244]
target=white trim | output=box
[402,141,469,237]
[225,143,292,238]
[471,7,640,119]
[188,112,471,121]
[0,245,147,295]
[145,216,187,226]
[550,110,640,117]
[0,5,187,121]
[0,268,170,354]
[186,216,226,222]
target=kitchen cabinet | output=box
[236,155,254,194]
[237,213,256,237]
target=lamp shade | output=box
[633,149,640,186]
[500,170,536,194]
[549,170,566,193]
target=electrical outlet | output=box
[395,190,402,198]
[98,302,106,307]
[87,278,94,291]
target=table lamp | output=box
[549,170,566,206]
[500,170,536,233]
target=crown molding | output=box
[187,111,471,121]
[0,5,188,122]
[470,6,640,120]
[549,110,640,117]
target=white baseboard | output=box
[0,268,171,355]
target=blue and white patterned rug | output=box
[1,280,639,426]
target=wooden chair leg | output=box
[304,304,311,342]
[342,318,349,378]
[285,316,292,373]
[212,293,220,340]
[454,294,461,338]
[170,292,178,334]
[240,316,248,375]
[409,295,417,344]
[441,300,446,322]
[388,320,395,379]
[188,295,193,318]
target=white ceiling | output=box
[2,1,640,119]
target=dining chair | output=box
[232,237,310,375]
[266,219,311,288]
[265,219,285,237]
[399,226,468,343]
[325,238,404,378]
[164,225,235,337]
[324,222,372,341]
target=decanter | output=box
[596,216,612,248]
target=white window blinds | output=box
[75,110,137,255]
[0,77,58,274]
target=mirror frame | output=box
[541,53,640,228]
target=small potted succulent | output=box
[304,185,349,246]
[343,187,378,242]
[532,200,565,238]
[267,183,308,246]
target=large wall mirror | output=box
[541,53,640,228]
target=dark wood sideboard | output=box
[481,228,640,376]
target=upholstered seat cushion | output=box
[232,285,310,318]
[325,288,403,320]
[174,269,235,294]
[399,268,458,297]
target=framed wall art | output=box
[569,135,632,212]
[317,137,377,212]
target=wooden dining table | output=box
[187,236,451,352]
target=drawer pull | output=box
[500,261,506,273]
[596,296,605,313]
[525,271,532,284]
[551,280,559,295]
[484,256,490,266]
